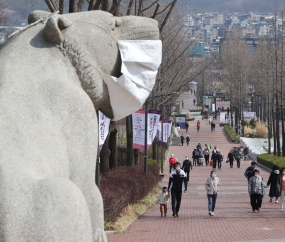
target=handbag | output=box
[226,160,229,163]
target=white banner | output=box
[147,110,161,148]
[212,103,215,112]
[98,111,111,153]
[163,121,172,145]
[220,112,226,123]
[132,110,145,150]
[158,121,161,142]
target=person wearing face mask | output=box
[157,186,170,217]
[248,169,264,212]
[168,162,187,217]
[182,156,193,183]
[276,167,285,211]
[267,165,280,203]
[205,170,220,216]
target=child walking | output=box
[157,186,169,217]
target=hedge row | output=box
[257,153,285,170]
[224,125,240,143]
[100,164,159,222]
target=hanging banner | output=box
[212,103,215,112]
[98,111,111,153]
[220,112,226,123]
[147,110,161,148]
[157,121,162,142]
[132,109,145,150]
[172,106,176,112]
[163,121,172,145]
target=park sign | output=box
[132,110,161,150]
[175,114,186,124]
[98,111,111,153]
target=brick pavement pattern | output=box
[108,93,284,242]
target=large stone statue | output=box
[0,10,159,241]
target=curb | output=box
[256,162,271,173]
[223,127,240,144]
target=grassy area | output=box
[104,185,162,232]
[224,125,240,143]
[257,153,285,170]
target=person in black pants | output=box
[186,135,190,146]
[204,148,210,166]
[168,162,187,217]
[211,150,217,169]
[248,169,264,212]
[227,150,234,168]
[180,134,185,146]
[192,149,197,166]
[182,156,193,183]
[185,122,189,132]
[216,151,223,169]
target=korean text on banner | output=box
[147,110,161,148]
[99,111,111,153]
[163,121,172,145]
[220,112,226,123]
[132,110,145,150]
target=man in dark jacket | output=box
[186,135,190,146]
[234,148,242,168]
[211,150,218,169]
[182,156,193,183]
[244,161,257,182]
[180,134,185,146]
[227,151,235,168]
[216,151,223,169]
[185,122,189,132]
[168,162,187,217]
[192,148,197,166]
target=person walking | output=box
[211,150,218,169]
[197,122,200,131]
[244,161,257,182]
[216,151,223,170]
[204,148,210,166]
[267,165,279,203]
[227,150,235,168]
[206,144,211,151]
[205,170,220,216]
[169,154,176,174]
[182,100,184,108]
[168,162,187,217]
[192,148,197,166]
[277,167,285,211]
[193,99,196,105]
[182,156,193,183]
[227,107,230,115]
[180,134,185,146]
[248,169,264,212]
[186,135,190,146]
[211,121,215,131]
[157,186,169,217]
[243,147,249,161]
[209,116,211,124]
[234,148,242,168]
[185,122,189,132]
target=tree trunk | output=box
[268,96,271,154]
[108,121,117,170]
[100,134,110,175]
[134,149,139,166]
[69,0,77,12]
[272,94,277,156]
[230,103,233,127]
[101,0,109,11]
[235,106,238,134]
[276,93,280,156]
[126,0,133,15]
[59,0,64,14]
[126,115,134,166]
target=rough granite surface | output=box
[0,10,159,242]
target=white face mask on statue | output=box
[105,40,162,121]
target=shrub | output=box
[256,123,268,138]
[224,125,240,143]
[203,111,208,116]
[250,119,257,129]
[244,126,256,137]
[101,164,159,222]
[243,121,249,127]
[257,153,285,170]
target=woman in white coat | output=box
[205,170,220,216]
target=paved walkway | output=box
[107,92,285,242]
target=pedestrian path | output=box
[107,94,285,242]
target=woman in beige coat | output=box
[205,170,220,216]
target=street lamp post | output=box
[144,92,178,173]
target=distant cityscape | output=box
[184,12,285,57]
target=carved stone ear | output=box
[43,15,72,45]
[28,10,51,24]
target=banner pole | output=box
[144,100,148,174]
[161,107,164,174]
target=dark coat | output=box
[216,153,223,162]
[180,136,184,142]
[186,137,190,142]
[211,153,217,162]
[267,170,280,197]
[182,159,193,171]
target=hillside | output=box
[185,0,285,14]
